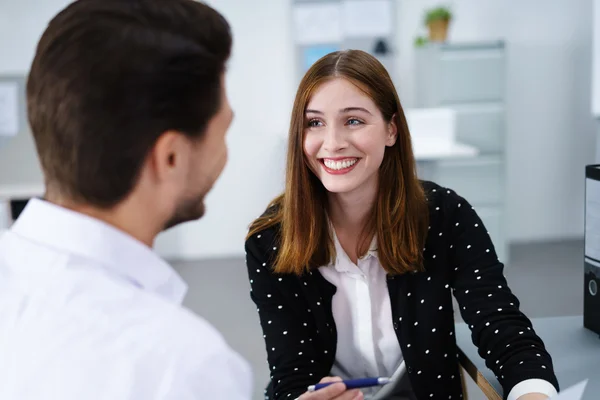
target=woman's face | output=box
[303,78,397,197]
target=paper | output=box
[293,3,343,45]
[0,82,19,137]
[303,45,340,71]
[551,380,588,400]
[585,176,600,262]
[342,0,393,38]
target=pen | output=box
[307,377,391,392]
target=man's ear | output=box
[386,114,398,147]
[149,130,189,182]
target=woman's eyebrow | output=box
[305,109,323,114]
[340,107,372,115]
[304,107,372,115]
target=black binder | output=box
[584,165,600,335]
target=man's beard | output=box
[163,193,206,231]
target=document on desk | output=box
[551,380,587,400]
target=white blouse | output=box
[319,230,556,400]
[319,233,401,376]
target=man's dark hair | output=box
[27,0,232,207]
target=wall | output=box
[156,0,296,258]
[0,0,596,259]
[592,0,600,161]
[0,0,73,74]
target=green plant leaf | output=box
[424,6,452,25]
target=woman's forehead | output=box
[306,79,376,112]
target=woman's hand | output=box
[298,377,364,400]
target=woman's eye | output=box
[347,118,363,126]
[307,119,323,127]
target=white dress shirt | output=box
[0,199,252,400]
[319,230,556,400]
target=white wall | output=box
[0,0,596,259]
[592,0,600,162]
[155,0,295,258]
[592,0,600,117]
[0,0,73,74]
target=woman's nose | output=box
[322,126,347,152]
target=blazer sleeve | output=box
[444,190,560,397]
[245,231,329,400]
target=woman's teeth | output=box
[323,159,358,170]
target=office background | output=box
[1,0,597,259]
[0,0,598,399]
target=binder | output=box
[584,165,600,335]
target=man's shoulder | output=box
[104,286,229,355]
[54,268,234,362]
[107,292,250,378]
[155,303,228,350]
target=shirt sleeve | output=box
[186,350,253,400]
[507,379,558,400]
[154,313,253,400]
[159,340,253,400]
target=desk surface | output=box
[456,316,600,399]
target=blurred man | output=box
[0,0,252,398]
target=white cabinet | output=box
[415,41,508,262]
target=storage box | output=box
[584,165,600,335]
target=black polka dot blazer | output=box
[245,181,559,400]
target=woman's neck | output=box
[327,181,377,263]
[328,175,378,232]
[328,191,372,233]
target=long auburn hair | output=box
[247,50,429,276]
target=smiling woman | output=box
[249,49,428,278]
[244,50,559,400]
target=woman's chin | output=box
[321,181,360,195]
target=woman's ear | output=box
[386,114,398,147]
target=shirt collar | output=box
[330,225,378,272]
[10,198,188,304]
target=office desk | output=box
[456,316,600,399]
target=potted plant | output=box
[424,6,452,42]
